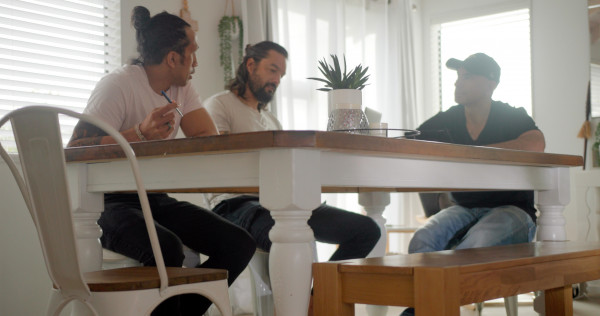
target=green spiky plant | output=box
[594,121,600,166]
[307,54,370,91]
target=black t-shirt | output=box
[416,101,539,221]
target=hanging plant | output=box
[218,16,243,88]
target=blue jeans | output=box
[400,205,535,316]
[409,205,536,253]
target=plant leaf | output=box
[307,54,370,91]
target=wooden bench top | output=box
[335,241,600,274]
[313,241,600,316]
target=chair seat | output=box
[83,267,228,292]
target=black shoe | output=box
[399,307,414,316]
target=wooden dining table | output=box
[64,130,582,316]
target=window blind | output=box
[436,9,531,115]
[0,0,121,150]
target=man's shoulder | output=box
[98,64,143,87]
[421,105,463,125]
[107,64,142,78]
[204,90,236,107]
[491,100,531,117]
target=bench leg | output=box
[313,262,354,316]
[544,285,573,316]
[414,268,460,316]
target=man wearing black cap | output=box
[399,53,545,315]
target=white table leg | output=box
[67,164,103,272]
[358,191,390,257]
[536,167,570,241]
[575,185,591,241]
[259,149,321,316]
[359,191,390,316]
[534,167,570,315]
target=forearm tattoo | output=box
[67,121,108,147]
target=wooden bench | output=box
[313,241,600,316]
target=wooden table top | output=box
[65,130,582,168]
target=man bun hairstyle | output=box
[130,6,191,66]
[228,41,288,106]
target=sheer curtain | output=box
[267,0,423,256]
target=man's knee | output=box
[158,234,185,267]
[221,225,257,260]
[361,217,382,244]
[408,228,437,253]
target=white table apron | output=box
[67,146,572,316]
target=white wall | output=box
[0,159,52,316]
[530,0,589,156]
[529,0,589,244]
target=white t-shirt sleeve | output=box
[204,95,231,133]
[179,82,204,115]
[84,74,127,131]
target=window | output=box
[0,0,121,151]
[592,64,600,117]
[435,9,531,114]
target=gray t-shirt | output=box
[204,90,282,207]
[204,91,282,134]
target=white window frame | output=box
[421,0,530,121]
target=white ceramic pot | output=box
[328,89,362,115]
[327,89,369,133]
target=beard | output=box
[248,72,277,104]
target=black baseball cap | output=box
[446,53,501,82]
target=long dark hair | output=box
[228,41,288,108]
[130,6,190,65]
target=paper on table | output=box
[364,107,381,124]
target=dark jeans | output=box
[213,195,381,261]
[99,193,256,316]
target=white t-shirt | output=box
[84,64,204,138]
[204,90,282,207]
[204,90,282,134]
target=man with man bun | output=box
[68,6,256,315]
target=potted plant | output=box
[307,55,370,133]
[593,121,600,167]
[218,16,243,88]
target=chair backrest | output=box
[0,106,170,301]
[418,192,455,218]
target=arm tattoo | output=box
[67,121,108,147]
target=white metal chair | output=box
[248,250,275,316]
[0,106,232,316]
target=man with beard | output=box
[204,41,381,271]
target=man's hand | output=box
[138,102,178,140]
[68,103,180,148]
